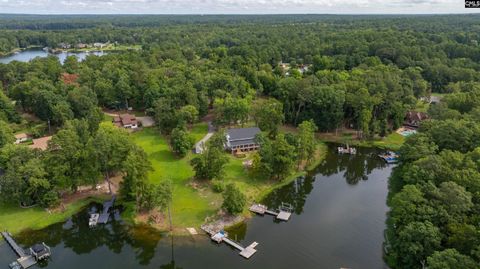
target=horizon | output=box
[1,12,480,15]
[1,0,479,15]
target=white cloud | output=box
[0,0,478,14]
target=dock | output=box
[1,231,27,257]
[338,146,357,155]
[89,213,99,227]
[1,231,51,269]
[200,226,259,259]
[97,195,115,224]
[249,202,293,221]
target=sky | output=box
[0,0,478,14]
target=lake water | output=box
[0,49,106,64]
[0,145,392,269]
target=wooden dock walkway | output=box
[200,226,259,259]
[2,231,49,269]
[222,237,244,251]
[97,195,115,224]
[1,231,27,257]
[249,203,293,221]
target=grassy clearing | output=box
[189,122,208,142]
[314,128,405,151]
[372,132,405,150]
[132,126,218,228]
[0,196,105,235]
[102,114,114,123]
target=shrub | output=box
[222,183,246,215]
[212,180,226,193]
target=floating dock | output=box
[338,146,357,155]
[89,213,99,227]
[200,226,259,259]
[1,231,51,269]
[249,202,293,221]
[96,195,115,225]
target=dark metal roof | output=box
[31,244,46,253]
[226,127,261,141]
[230,139,257,147]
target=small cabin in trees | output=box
[14,133,29,144]
[113,114,138,129]
[225,127,261,153]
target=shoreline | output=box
[193,142,328,235]
[0,45,141,58]
[0,46,43,57]
[2,140,379,238]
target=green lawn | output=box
[133,127,219,227]
[372,132,405,150]
[0,197,105,235]
[189,122,209,143]
[103,114,114,123]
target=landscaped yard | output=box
[133,126,219,228]
[0,197,104,235]
[133,126,328,229]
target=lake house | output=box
[404,111,429,129]
[225,127,261,153]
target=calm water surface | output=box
[0,145,392,269]
[0,49,106,64]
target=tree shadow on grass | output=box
[149,150,182,163]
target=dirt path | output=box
[57,175,122,211]
[194,121,215,153]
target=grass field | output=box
[372,132,405,150]
[132,126,219,228]
[0,196,105,235]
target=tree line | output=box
[386,82,480,268]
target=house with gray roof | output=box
[225,127,261,153]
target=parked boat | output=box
[379,151,399,164]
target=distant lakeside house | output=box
[76,43,88,49]
[404,111,429,129]
[225,127,261,154]
[113,114,138,129]
[14,133,29,144]
[93,42,110,49]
